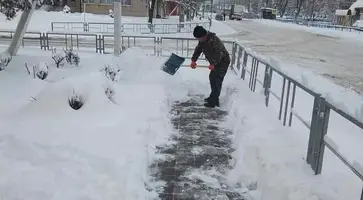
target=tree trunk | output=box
[179,5,185,25]
[309,0,315,20]
[6,2,36,56]
[279,0,289,17]
[148,0,156,24]
[295,0,304,19]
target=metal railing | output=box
[50,20,211,34]
[0,30,362,198]
[0,30,233,57]
[276,18,363,33]
[229,42,363,200]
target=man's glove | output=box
[190,61,197,69]
[208,64,215,70]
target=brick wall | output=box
[71,0,148,17]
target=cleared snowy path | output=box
[149,94,245,200]
[223,19,363,93]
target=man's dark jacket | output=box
[191,32,230,67]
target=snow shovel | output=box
[161,53,185,75]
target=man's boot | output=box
[204,98,219,108]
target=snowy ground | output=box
[0,47,176,199]
[0,45,362,199]
[0,10,236,36]
[1,11,363,199]
[0,10,200,31]
[223,19,363,93]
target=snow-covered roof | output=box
[335,9,349,16]
[349,0,363,15]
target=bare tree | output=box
[276,0,290,17]
[0,0,53,57]
[148,0,157,23]
[295,0,306,18]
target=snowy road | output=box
[223,20,363,93]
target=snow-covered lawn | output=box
[0,44,362,199]
[0,11,362,199]
[0,47,175,199]
[0,10,236,36]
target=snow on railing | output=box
[50,20,211,34]
[230,41,363,200]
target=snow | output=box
[0,47,175,200]
[1,42,363,199]
[335,9,349,16]
[0,10,236,37]
[349,0,363,15]
[255,19,363,41]
[1,11,363,199]
[223,69,363,200]
[225,19,363,94]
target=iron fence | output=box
[1,30,363,198]
[276,18,363,33]
[0,30,232,57]
[230,42,363,200]
[50,21,211,34]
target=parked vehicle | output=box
[215,13,224,21]
[229,4,247,20]
[261,7,276,20]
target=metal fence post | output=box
[236,47,243,70]
[83,23,89,32]
[311,97,330,175]
[101,35,105,54]
[307,94,321,165]
[263,65,272,107]
[230,42,237,70]
[241,51,248,79]
[96,35,99,53]
[42,32,49,50]
[39,32,44,50]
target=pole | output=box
[210,0,213,25]
[83,3,86,23]
[114,1,122,56]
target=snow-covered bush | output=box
[51,48,65,68]
[105,86,115,99]
[24,61,49,80]
[63,5,70,13]
[35,62,49,80]
[109,9,114,18]
[0,55,11,71]
[101,64,121,82]
[68,90,83,110]
[64,47,80,66]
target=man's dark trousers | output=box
[208,59,230,104]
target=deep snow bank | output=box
[0,47,174,200]
[222,77,362,200]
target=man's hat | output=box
[193,26,207,38]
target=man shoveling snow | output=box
[190,26,231,108]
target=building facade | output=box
[335,0,363,26]
[64,0,148,17]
